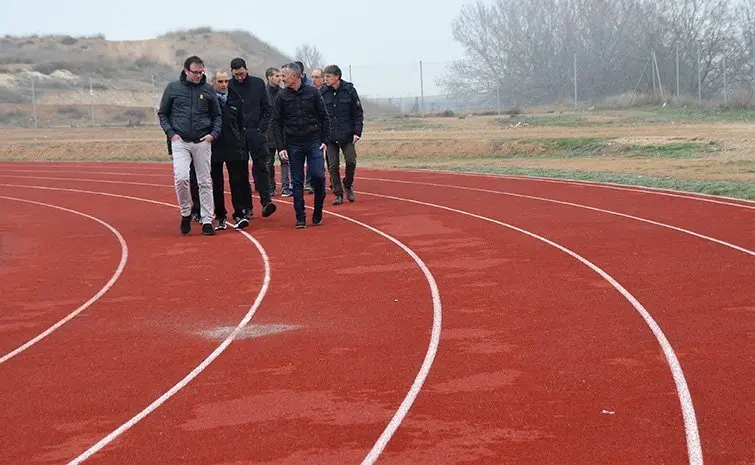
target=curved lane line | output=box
[0,183,442,465]
[380,167,755,208]
[358,189,703,465]
[0,195,129,365]
[357,176,754,256]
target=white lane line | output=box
[1,183,442,465]
[357,176,755,256]
[69,228,271,465]
[358,189,704,465]
[371,167,755,208]
[3,166,752,207]
[0,196,129,365]
[6,174,750,257]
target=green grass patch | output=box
[496,114,606,127]
[619,106,755,124]
[359,161,755,200]
[616,142,719,158]
[487,137,717,159]
[383,121,449,131]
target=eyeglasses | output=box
[186,69,204,75]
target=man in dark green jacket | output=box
[321,65,364,205]
[158,55,222,235]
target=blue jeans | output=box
[288,141,326,222]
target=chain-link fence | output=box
[1,50,751,128]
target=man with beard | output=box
[229,57,277,221]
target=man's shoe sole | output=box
[234,218,250,229]
[262,203,277,217]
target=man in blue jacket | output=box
[158,55,222,235]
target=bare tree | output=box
[441,0,742,106]
[295,43,325,71]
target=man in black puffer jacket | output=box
[159,55,222,236]
[320,65,364,205]
[209,70,250,231]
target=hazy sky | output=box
[0,0,471,97]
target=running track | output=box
[0,162,752,465]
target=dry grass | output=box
[1,109,753,197]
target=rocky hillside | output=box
[0,28,396,127]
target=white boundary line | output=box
[0,184,271,463]
[28,174,708,464]
[362,167,755,206]
[0,183,442,465]
[0,196,129,365]
[358,189,704,465]
[0,166,752,208]
[0,162,750,205]
[4,174,752,257]
[356,176,755,256]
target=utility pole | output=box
[89,77,95,127]
[419,60,425,117]
[31,79,38,128]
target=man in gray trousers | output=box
[159,55,222,235]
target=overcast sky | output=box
[0,0,471,97]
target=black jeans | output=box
[288,141,326,223]
[211,159,251,220]
[247,133,272,213]
[326,141,357,196]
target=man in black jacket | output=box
[158,55,222,236]
[265,67,291,197]
[272,62,331,228]
[229,57,277,219]
[321,65,364,205]
[209,70,250,231]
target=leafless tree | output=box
[441,0,743,106]
[295,43,325,71]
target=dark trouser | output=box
[247,136,272,214]
[190,161,200,216]
[289,141,326,223]
[267,147,292,194]
[211,159,250,220]
[327,141,357,196]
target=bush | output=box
[57,106,88,118]
[60,36,78,45]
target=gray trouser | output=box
[327,141,357,196]
[172,139,214,224]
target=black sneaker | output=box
[202,223,215,235]
[295,220,306,229]
[345,186,355,202]
[180,215,191,235]
[312,212,323,226]
[234,217,249,229]
[332,195,343,205]
[215,217,227,230]
[262,202,277,217]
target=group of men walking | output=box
[158,55,364,234]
